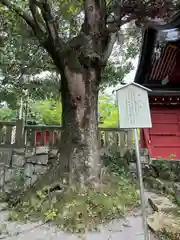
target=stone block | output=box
[0,148,12,166]
[148,195,177,213]
[173,182,180,196]
[24,163,35,177]
[49,149,58,156]
[34,165,48,175]
[26,155,48,165]
[4,168,15,182]
[147,212,165,233]
[48,149,58,162]
[147,212,180,236]
[25,148,36,158]
[35,146,49,155]
[140,155,148,163]
[129,163,136,172]
[12,155,25,167]
[24,177,32,188]
[31,174,38,185]
[4,182,13,194]
[3,181,21,193]
[25,174,37,187]
[13,148,25,155]
[0,202,8,211]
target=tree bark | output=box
[58,64,101,186]
[29,61,101,192]
[11,63,101,205]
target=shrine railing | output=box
[0,120,134,154]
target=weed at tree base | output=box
[8,170,139,233]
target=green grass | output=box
[9,170,139,233]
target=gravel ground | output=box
[0,191,157,240]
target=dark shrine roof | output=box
[134,11,180,90]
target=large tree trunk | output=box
[11,64,101,205]
[58,65,101,185]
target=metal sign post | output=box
[134,128,149,240]
[116,82,152,240]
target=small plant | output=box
[102,153,129,175]
[8,212,18,221]
[10,170,138,233]
[6,169,26,200]
[153,155,180,181]
[44,208,58,222]
[159,228,180,240]
[6,150,138,232]
[36,190,46,201]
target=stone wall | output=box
[0,146,149,194]
[0,147,56,194]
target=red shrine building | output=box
[134,12,180,161]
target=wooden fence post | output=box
[15,119,25,148]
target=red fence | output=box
[0,120,134,155]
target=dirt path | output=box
[0,191,157,240]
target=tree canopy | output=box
[0,0,177,191]
[0,0,175,105]
[0,16,140,106]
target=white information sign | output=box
[116,82,152,240]
[116,82,152,129]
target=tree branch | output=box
[29,0,46,34]
[0,0,45,41]
[102,33,116,63]
[84,0,107,35]
[29,0,66,57]
[106,0,177,33]
[35,1,60,43]
[107,15,136,33]
[0,0,34,26]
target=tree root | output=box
[7,163,69,207]
[7,182,67,208]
